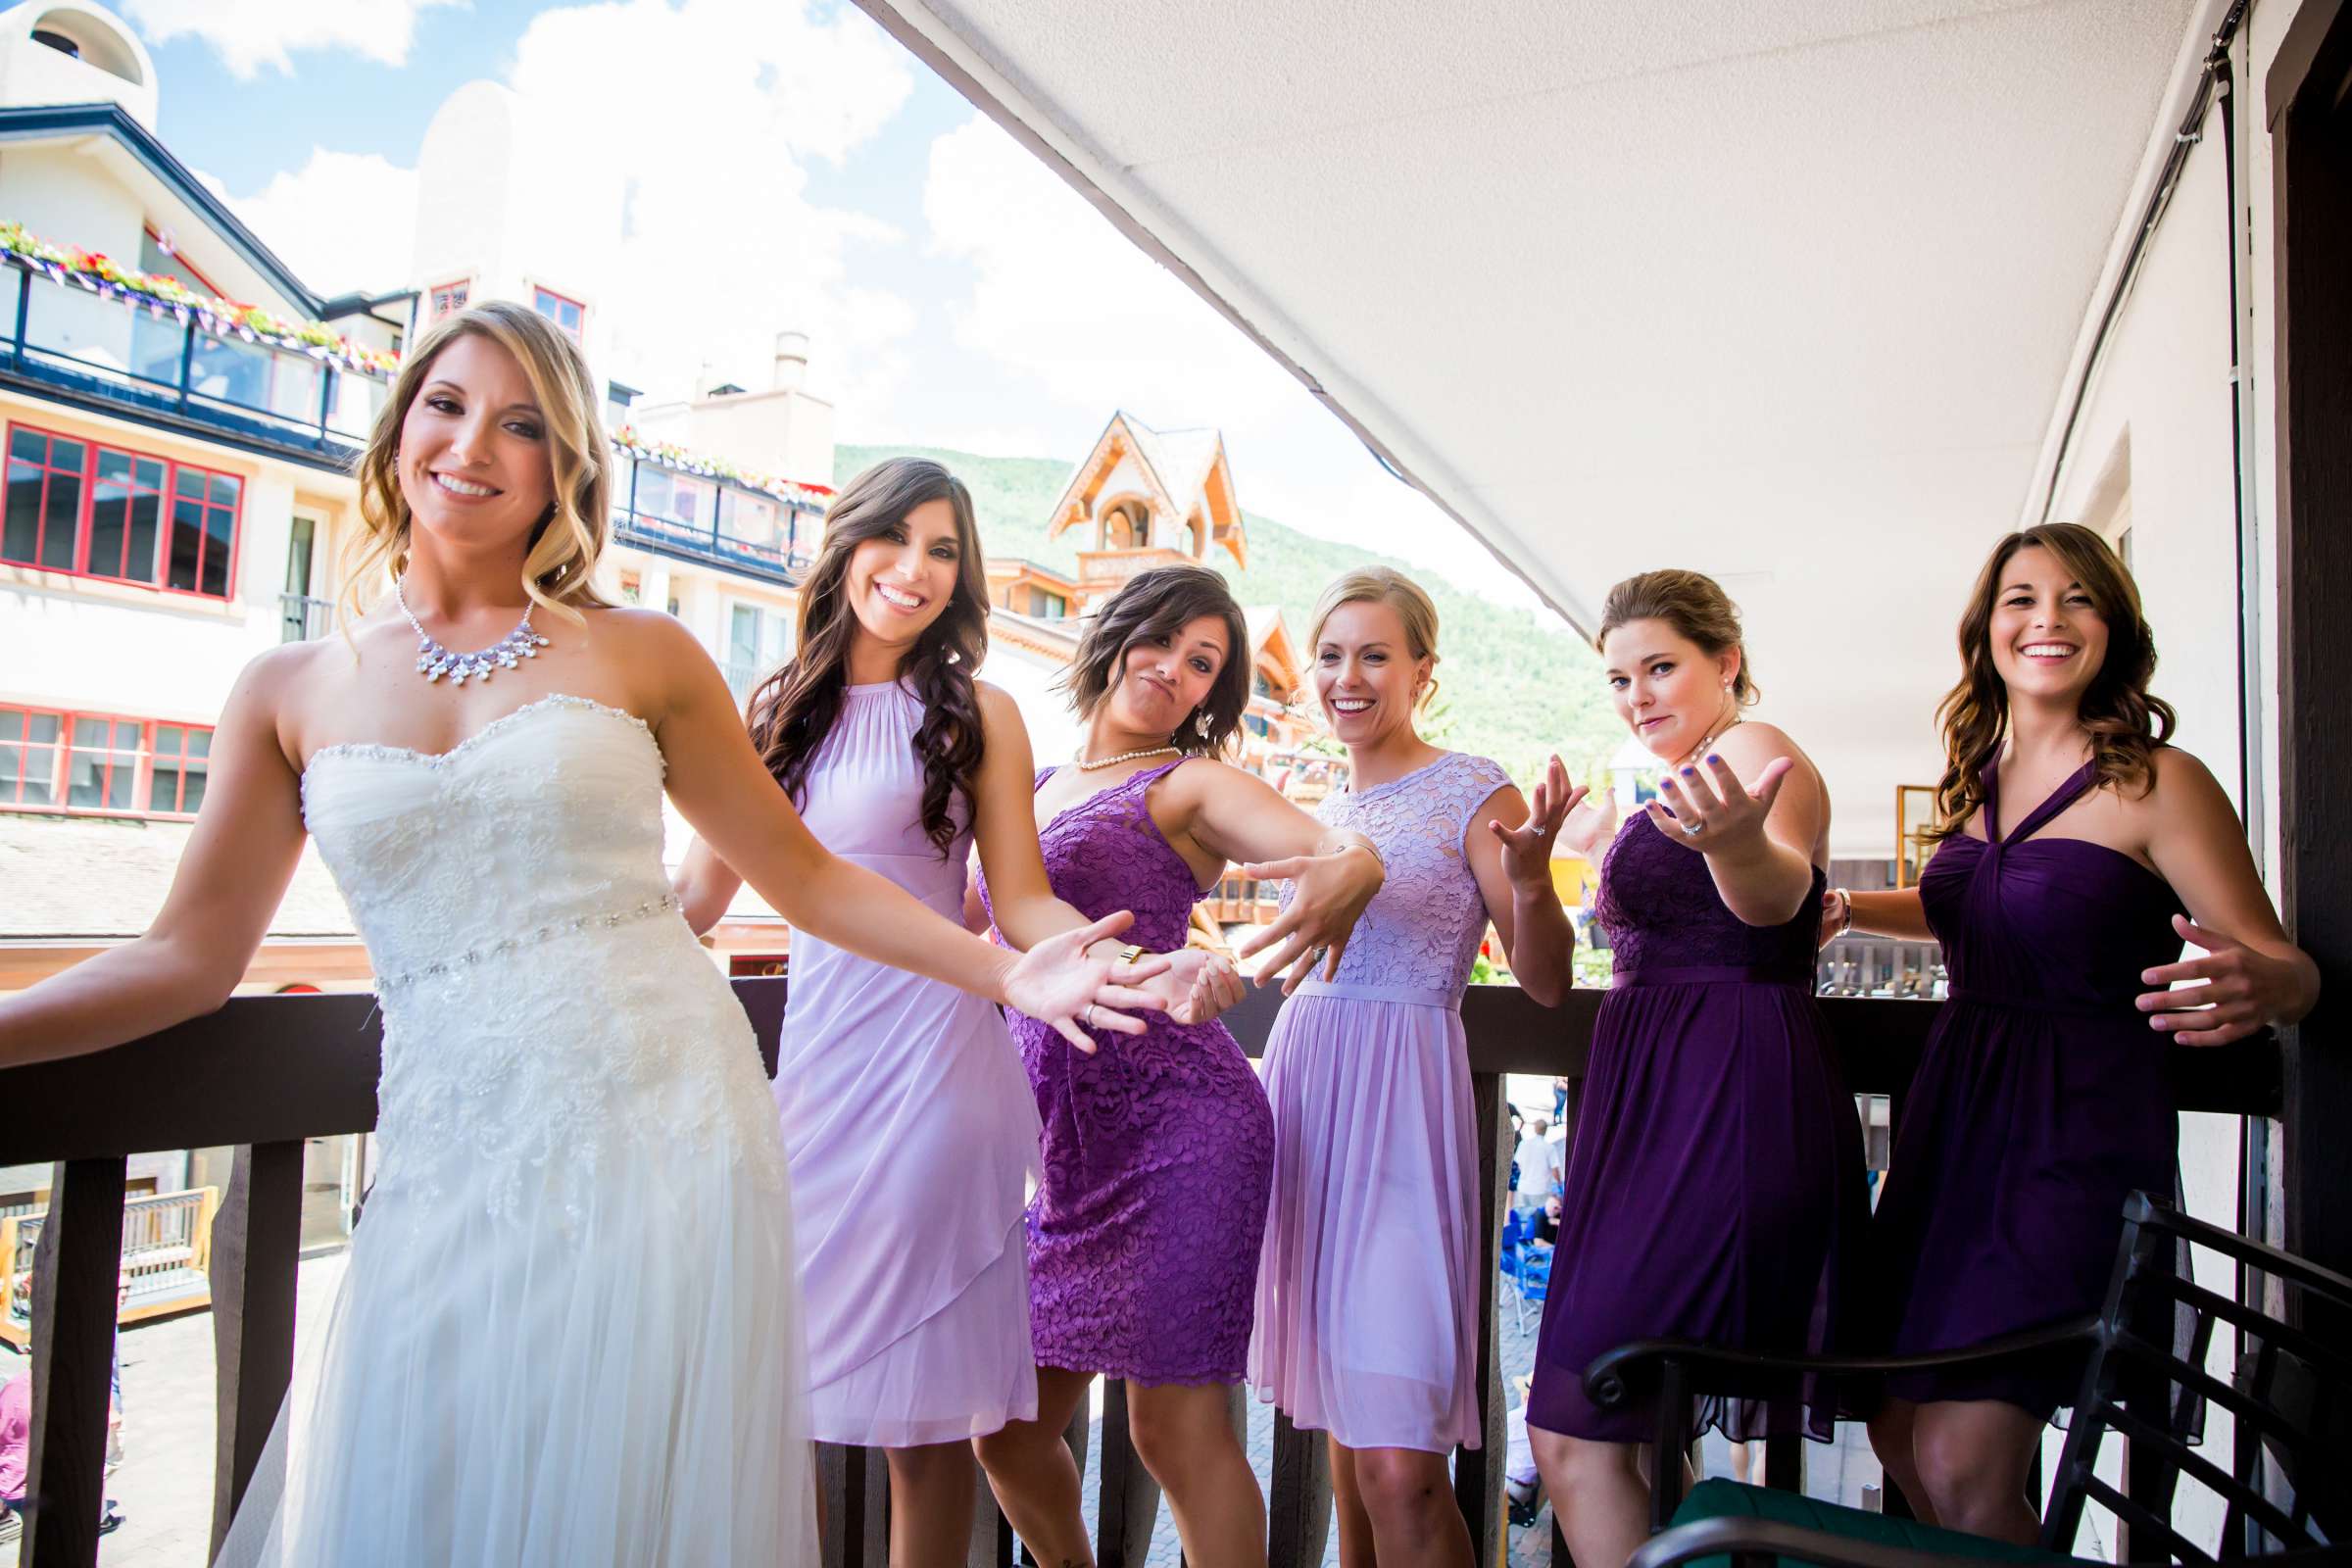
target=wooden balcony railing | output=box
[0,984,2282,1568]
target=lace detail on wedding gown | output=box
[300,695,780,1227]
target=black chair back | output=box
[2045,1191,2351,1560]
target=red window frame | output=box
[2,427,85,572]
[83,445,170,584]
[2,422,244,602]
[0,706,212,820]
[0,706,66,808]
[429,278,470,320]
[531,285,586,341]
[146,721,212,814]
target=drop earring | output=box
[1195,710,1212,738]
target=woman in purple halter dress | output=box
[1525,570,1868,1568]
[974,563,1385,1568]
[1829,524,2318,1545]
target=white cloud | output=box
[122,0,464,77]
[217,149,418,296]
[501,0,918,418]
[923,116,1302,434]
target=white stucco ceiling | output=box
[857,0,2209,855]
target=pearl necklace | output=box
[397,578,551,686]
[1075,743,1179,772]
[1676,712,1742,768]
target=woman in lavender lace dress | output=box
[1526,570,1867,1568]
[974,563,1385,1568]
[1250,569,1579,1568]
[1830,525,2317,1544]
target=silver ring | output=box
[1309,946,1330,966]
[1082,1003,1097,1029]
[1680,819,1707,838]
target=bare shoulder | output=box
[585,604,700,654]
[1715,718,1814,777]
[2139,745,2232,818]
[974,679,1025,727]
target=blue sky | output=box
[125,0,1537,606]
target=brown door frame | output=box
[2268,0,2352,1284]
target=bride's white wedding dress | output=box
[215,694,815,1567]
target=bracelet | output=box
[1832,887,1854,937]
[1335,839,1386,874]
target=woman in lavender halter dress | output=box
[1250,570,1579,1568]
[1526,570,1867,1568]
[676,461,1216,1568]
[975,563,1385,1568]
[1832,525,2318,1544]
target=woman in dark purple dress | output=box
[1526,570,1868,1568]
[1829,523,2318,1544]
[973,563,1384,1568]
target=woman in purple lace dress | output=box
[1250,569,1579,1568]
[1829,524,2317,1544]
[1526,569,1868,1568]
[975,563,1385,1568]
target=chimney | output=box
[772,330,809,394]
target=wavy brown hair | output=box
[340,301,612,629]
[1595,568,1758,704]
[1927,521,2175,843]
[1059,561,1251,757]
[745,459,988,855]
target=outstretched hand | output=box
[1136,946,1247,1026]
[2134,912,2297,1048]
[1232,843,1384,995]
[1495,755,1584,889]
[1002,910,1174,1053]
[1645,754,1793,857]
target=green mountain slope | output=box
[837,443,1624,786]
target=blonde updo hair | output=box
[1595,568,1758,705]
[1308,565,1442,710]
[340,300,612,628]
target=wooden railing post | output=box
[817,1442,890,1568]
[23,1155,126,1568]
[965,1449,1013,1568]
[207,1140,306,1555]
[1267,1409,1331,1568]
[1455,1067,1511,1564]
[1095,1378,1160,1568]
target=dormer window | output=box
[532,286,585,343]
[429,279,470,321]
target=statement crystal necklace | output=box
[397,578,550,686]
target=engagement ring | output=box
[1681,819,1707,838]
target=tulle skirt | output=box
[213,1039,815,1565]
[1250,986,1484,1452]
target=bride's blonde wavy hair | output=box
[339,300,612,628]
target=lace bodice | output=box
[300,695,777,1223]
[1594,810,1826,981]
[1281,751,1512,995]
[988,759,1204,949]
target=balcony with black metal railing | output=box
[0,979,2281,1568]
[0,259,390,471]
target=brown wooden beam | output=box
[22,1157,125,1568]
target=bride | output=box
[0,300,1166,1566]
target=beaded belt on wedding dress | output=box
[374,893,683,992]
